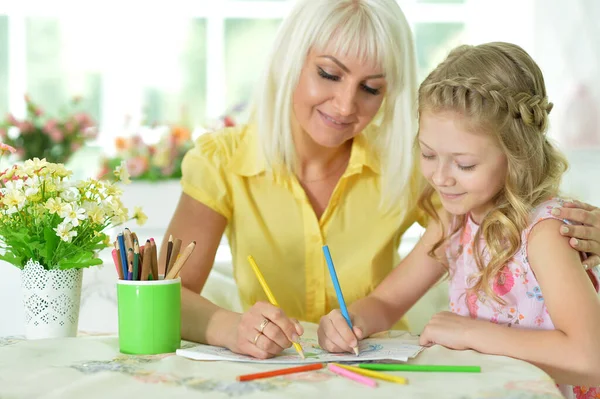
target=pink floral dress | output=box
[447,198,600,399]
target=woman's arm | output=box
[318,217,447,353]
[160,193,301,359]
[420,218,600,386]
[556,200,600,268]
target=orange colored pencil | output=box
[237,363,324,382]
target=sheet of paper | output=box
[176,323,424,364]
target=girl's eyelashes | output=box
[421,151,477,171]
[317,67,382,96]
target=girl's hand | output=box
[317,309,363,354]
[227,301,303,359]
[419,311,478,350]
[556,200,600,269]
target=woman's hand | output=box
[555,200,600,269]
[227,301,303,359]
[317,309,363,354]
[419,311,478,350]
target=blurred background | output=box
[0,0,598,336]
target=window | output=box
[2,1,473,145]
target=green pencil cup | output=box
[117,278,181,355]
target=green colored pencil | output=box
[133,241,140,280]
[359,364,481,373]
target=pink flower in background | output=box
[126,156,149,178]
[17,121,34,133]
[493,266,515,296]
[44,120,64,143]
[0,128,6,139]
[573,386,599,399]
[65,120,75,134]
[6,113,18,125]
[0,143,17,155]
[70,142,82,152]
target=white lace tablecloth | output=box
[0,334,563,399]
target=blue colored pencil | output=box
[117,233,129,280]
[322,245,359,355]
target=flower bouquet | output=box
[0,154,146,339]
[0,95,97,165]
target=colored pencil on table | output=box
[165,234,173,275]
[359,364,481,373]
[117,233,128,280]
[112,248,124,280]
[237,363,324,382]
[247,255,305,360]
[336,363,408,385]
[328,363,377,387]
[322,245,359,356]
[141,240,152,281]
[165,241,196,280]
[167,237,182,276]
[133,241,140,281]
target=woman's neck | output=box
[292,123,352,182]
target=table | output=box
[0,334,563,399]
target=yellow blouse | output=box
[181,125,426,330]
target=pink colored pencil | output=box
[328,363,377,387]
[112,249,124,279]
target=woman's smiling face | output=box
[292,48,387,149]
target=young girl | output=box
[317,42,600,395]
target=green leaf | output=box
[43,226,59,260]
[57,249,103,270]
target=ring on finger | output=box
[258,318,270,333]
[253,332,262,345]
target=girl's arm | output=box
[421,218,600,386]
[317,216,448,353]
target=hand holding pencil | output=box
[245,255,305,360]
[320,245,362,356]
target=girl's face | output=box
[418,110,508,224]
[292,48,387,149]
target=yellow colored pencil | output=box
[335,363,408,385]
[247,255,305,360]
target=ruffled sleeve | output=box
[180,129,237,221]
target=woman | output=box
[160,0,600,359]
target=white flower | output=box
[3,189,26,210]
[87,205,105,225]
[54,222,77,242]
[61,205,86,227]
[114,161,131,184]
[23,158,48,173]
[4,180,24,192]
[45,197,63,214]
[60,187,80,202]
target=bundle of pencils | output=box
[112,229,195,281]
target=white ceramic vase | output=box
[21,259,83,339]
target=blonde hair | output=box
[251,0,418,211]
[417,42,569,304]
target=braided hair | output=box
[417,42,568,304]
